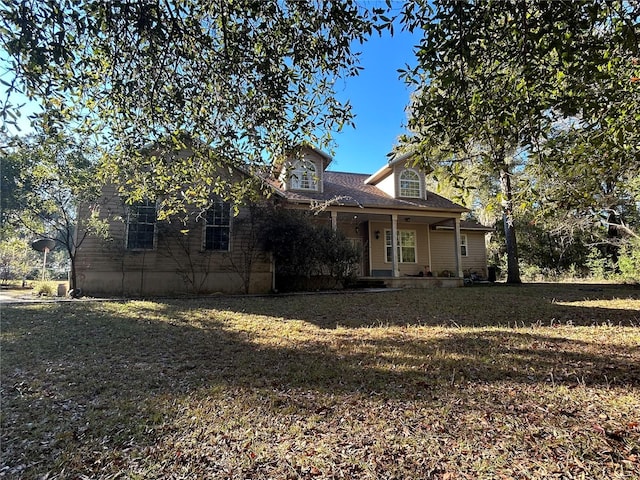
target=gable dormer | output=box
[277,146,332,194]
[364,152,427,200]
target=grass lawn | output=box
[1,283,639,479]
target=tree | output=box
[526,125,639,270]
[3,133,107,292]
[261,208,360,291]
[225,201,272,294]
[0,236,35,284]
[396,0,639,283]
[1,0,380,216]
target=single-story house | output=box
[75,147,492,295]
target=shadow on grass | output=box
[2,298,637,399]
[1,286,638,477]
[201,282,639,329]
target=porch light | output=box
[375,230,380,240]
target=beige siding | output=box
[462,232,488,277]
[429,230,458,275]
[368,221,430,276]
[76,185,273,296]
[430,230,488,277]
[364,224,488,278]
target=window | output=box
[385,229,417,263]
[204,199,231,251]
[399,169,421,198]
[290,161,318,190]
[127,200,156,249]
[460,234,468,257]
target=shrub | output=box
[33,281,57,296]
[617,239,640,282]
[260,209,360,290]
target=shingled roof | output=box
[276,171,468,213]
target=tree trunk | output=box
[69,253,78,292]
[499,167,522,284]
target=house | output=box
[75,147,492,296]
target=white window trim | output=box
[384,229,417,264]
[290,160,319,191]
[399,169,422,198]
[460,233,468,257]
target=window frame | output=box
[203,198,232,252]
[384,229,417,264]
[290,160,318,191]
[399,169,422,198]
[460,233,468,257]
[126,199,157,250]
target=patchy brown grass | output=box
[1,283,639,479]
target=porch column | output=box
[454,217,463,277]
[330,211,338,232]
[427,224,432,275]
[391,214,399,277]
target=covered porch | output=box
[311,207,473,285]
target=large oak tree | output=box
[1,0,379,215]
[396,0,639,283]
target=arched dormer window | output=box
[399,169,422,198]
[290,161,318,191]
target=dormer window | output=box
[399,169,422,198]
[290,160,318,191]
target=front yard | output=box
[1,283,639,479]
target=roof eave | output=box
[364,164,393,185]
[433,225,494,232]
[365,151,416,185]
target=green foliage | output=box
[395,0,638,282]
[33,280,56,296]
[585,247,612,279]
[260,209,360,288]
[0,0,383,215]
[616,239,640,283]
[0,146,25,236]
[0,237,36,282]
[2,132,108,289]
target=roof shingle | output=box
[278,171,468,213]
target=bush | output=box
[261,209,360,290]
[617,239,640,282]
[33,281,57,296]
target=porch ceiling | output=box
[328,211,458,226]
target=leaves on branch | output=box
[1,0,380,214]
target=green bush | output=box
[260,209,360,290]
[616,239,640,282]
[585,247,611,279]
[33,281,57,296]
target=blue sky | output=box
[3,22,421,176]
[330,28,420,174]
